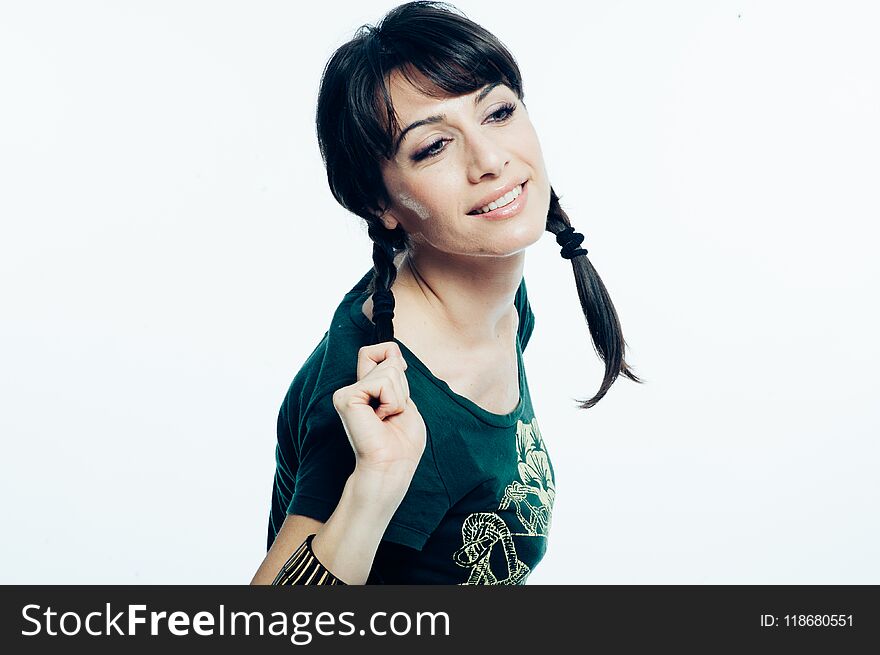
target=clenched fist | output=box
[332,342,427,485]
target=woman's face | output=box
[376,69,551,259]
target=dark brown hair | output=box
[315,1,641,408]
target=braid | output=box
[365,221,407,343]
[546,186,643,409]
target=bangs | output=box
[316,1,525,217]
[353,4,523,160]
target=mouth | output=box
[467,180,529,221]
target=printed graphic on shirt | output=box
[453,417,555,585]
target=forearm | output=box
[309,469,409,585]
[252,468,410,586]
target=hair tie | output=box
[556,226,589,260]
[371,288,395,321]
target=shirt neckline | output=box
[346,272,525,428]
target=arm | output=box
[251,514,324,585]
[252,342,425,585]
[251,468,409,585]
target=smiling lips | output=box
[470,184,523,215]
[467,179,527,215]
[467,180,528,221]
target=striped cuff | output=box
[271,534,346,586]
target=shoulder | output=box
[284,269,378,416]
[514,276,535,349]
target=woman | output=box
[251,1,640,585]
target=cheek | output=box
[396,191,432,221]
[518,123,546,166]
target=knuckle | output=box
[331,387,349,407]
[331,389,343,407]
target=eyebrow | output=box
[392,81,504,154]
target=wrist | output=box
[313,470,412,575]
[348,465,413,510]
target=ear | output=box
[376,208,400,232]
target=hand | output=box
[332,342,427,486]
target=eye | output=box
[413,137,450,162]
[410,102,518,163]
[487,102,517,123]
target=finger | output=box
[349,374,400,418]
[362,354,408,388]
[389,367,410,411]
[375,372,406,420]
[399,366,410,400]
[356,341,406,381]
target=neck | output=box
[391,246,524,349]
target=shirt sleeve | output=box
[515,276,535,351]
[288,388,451,552]
[286,389,356,522]
[381,422,451,551]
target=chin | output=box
[522,209,551,243]
[492,231,544,257]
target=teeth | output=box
[473,184,522,214]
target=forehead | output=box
[385,68,459,117]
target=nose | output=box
[465,131,509,183]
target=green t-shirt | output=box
[267,269,555,584]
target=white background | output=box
[1,0,877,584]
